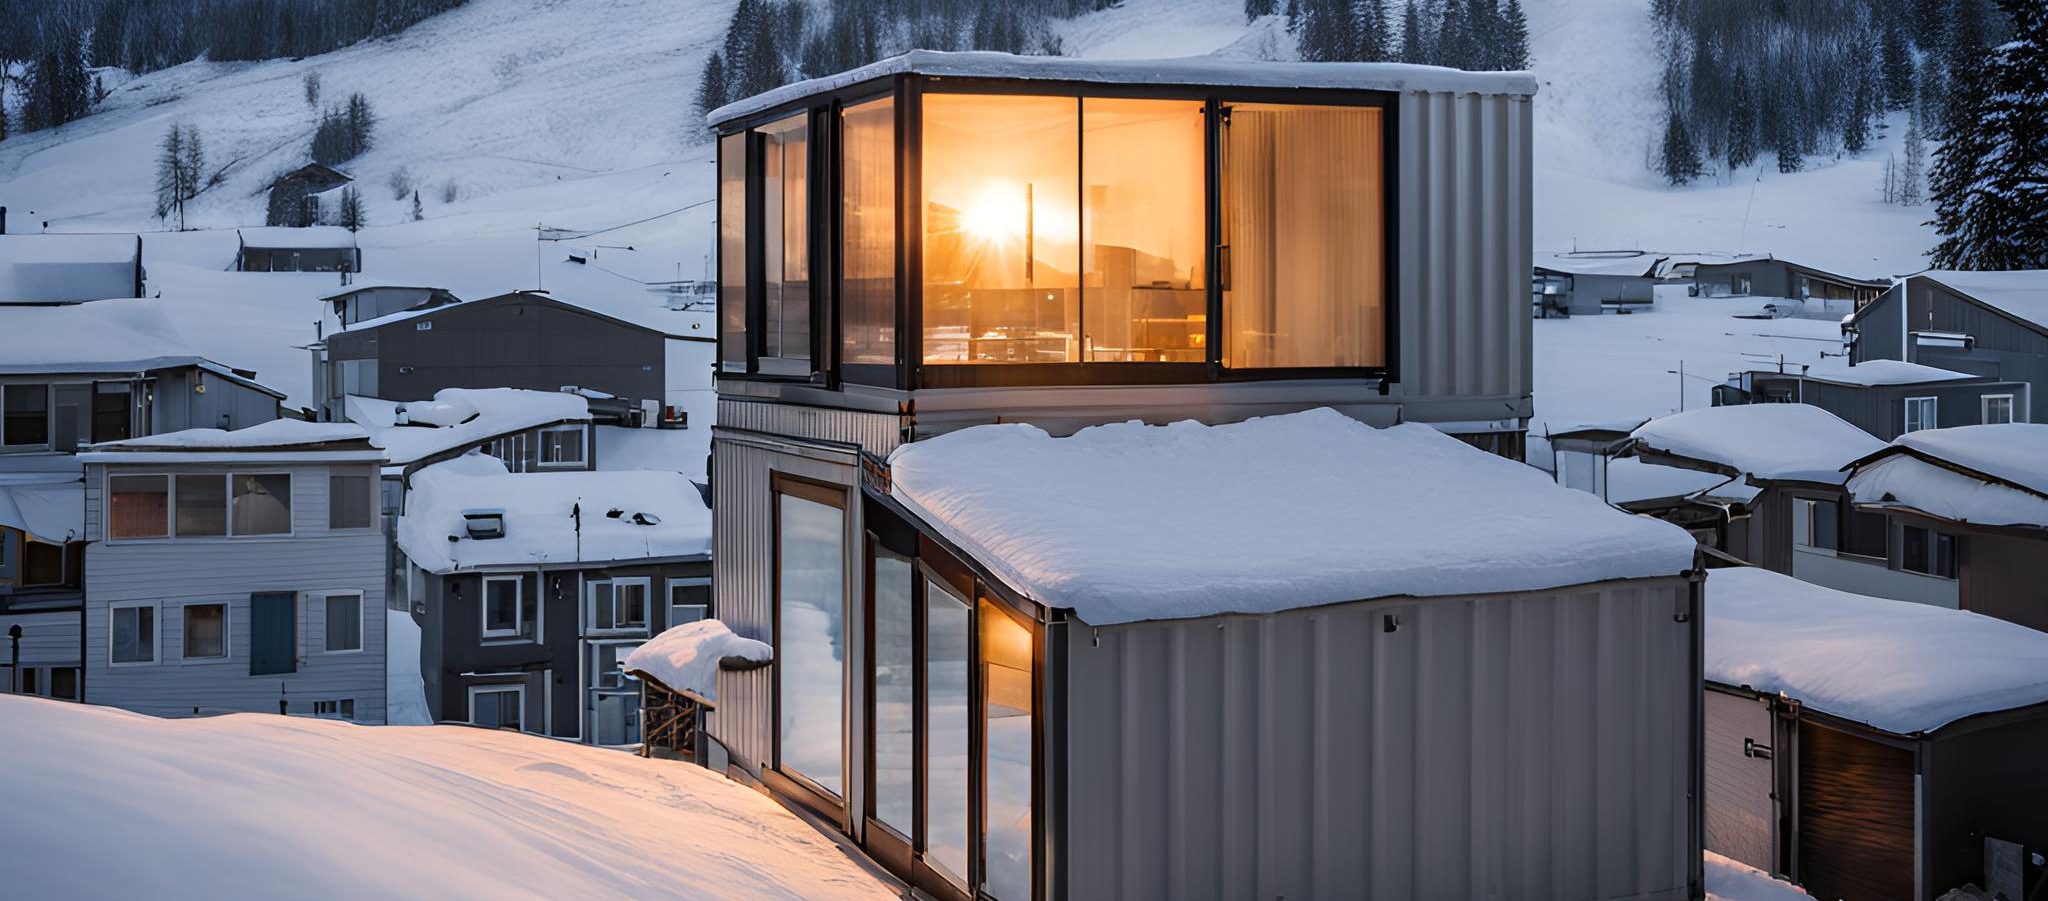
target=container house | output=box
[1690,256,1885,306]
[320,283,459,328]
[1703,566,2048,901]
[0,233,144,303]
[1713,359,2030,441]
[236,226,362,273]
[1531,250,1665,317]
[1844,271,2048,424]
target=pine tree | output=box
[304,70,322,109]
[694,51,729,131]
[1726,68,1757,170]
[411,189,424,222]
[1774,81,1804,173]
[1929,0,2048,269]
[1497,0,1530,70]
[338,186,366,231]
[1661,109,1702,185]
[345,92,376,157]
[155,124,188,228]
[1246,0,1278,20]
[1355,0,1391,61]
[1843,69,1871,155]
[1399,0,1425,63]
[1435,0,1471,69]
[181,124,205,203]
[1297,0,1358,61]
[1880,20,1913,110]
[1900,98,1925,206]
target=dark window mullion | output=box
[746,131,767,374]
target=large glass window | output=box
[108,475,170,539]
[871,546,916,836]
[923,94,1082,366]
[231,474,292,536]
[925,576,973,886]
[1982,394,2015,425]
[4,384,49,447]
[982,599,1034,900]
[1082,99,1208,363]
[719,131,750,373]
[175,475,228,537]
[111,603,156,665]
[843,96,898,370]
[1221,102,1385,368]
[761,114,811,371]
[1844,509,1889,559]
[777,488,845,796]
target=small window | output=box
[108,475,170,539]
[1902,526,1958,579]
[111,603,158,665]
[231,473,292,536]
[590,579,650,633]
[1982,394,2015,425]
[93,383,132,444]
[20,666,37,695]
[329,473,374,530]
[1904,396,1938,433]
[481,576,528,640]
[324,594,363,652]
[1843,509,1889,559]
[183,603,227,660]
[470,686,524,731]
[1796,498,1839,551]
[22,541,67,587]
[537,426,586,467]
[3,384,49,447]
[667,577,710,627]
[175,474,228,538]
[312,699,357,720]
[591,642,643,690]
[50,666,78,700]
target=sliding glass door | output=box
[776,480,846,801]
[981,598,1035,900]
[925,575,974,889]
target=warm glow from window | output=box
[960,183,1031,244]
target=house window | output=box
[3,383,49,447]
[312,699,356,720]
[718,130,750,373]
[1843,509,1889,559]
[925,576,972,886]
[1901,526,1957,579]
[93,382,132,443]
[1733,274,1752,295]
[469,685,524,731]
[485,433,528,472]
[760,113,811,374]
[175,474,228,537]
[537,425,586,467]
[1982,394,2015,425]
[337,359,378,398]
[108,475,171,539]
[666,577,709,627]
[840,95,897,372]
[231,473,292,535]
[982,598,1035,900]
[22,540,67,587]
[1083,98,1208,363]
[870,546,915,837]
[1221,102,1385,369]
[110,602,158,665]
[20,666,36,694]
[590,642,643,691]
[1795,498,1840,550]
[183,603,227,660]
[481,576,527,640]
[51,384,91,452]
[329,473,374,530]
[1904,396,1937,433]
[49,666,78,700]
[589,578,650,634]
[323,593,363,652]
[776,482,846,798]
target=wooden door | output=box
[1798,723,1915,901]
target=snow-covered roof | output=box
[0,475,84,543]
[1628,404,1885,485]
[1846,424,2048,529]
[85,420,374,455]
[1603,457,1736,506]
[888,409,1699,626]
[1533,251,1664,278]
[316,282,446,303]
[1919,270,2048,331]
[236,226,359,250]
[710,50,1537,127]
[0,298,208,375]
[1706,566,2048,734]
[397,455,712,574]
[1790,358,1977,387]
[621,620,773,704]
[348,389,591,467]
[595,425,707,477]
[336,283,713,342]
[0,234,141,303]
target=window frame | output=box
[327,470,378,531]
[316,590,366,654]
[480,575,526,641]
[467,683,527,732]
[666,576,711,627]
[311,699,357,720]
[587,576,653,636]
[1981,393,2015,425]
[769,472,852,816]
[535,424,588,469]
[2,382,52,450]
[108,600,161,667]
[180,601,230,663]
[104,470,297,543]
[1904,396,1938,433]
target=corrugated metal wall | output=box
[718,398,905,454]
[1704,690,1776,871]
[1063,578,1696,901]
[1395,89,1532,409]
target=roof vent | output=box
[462,507,506,540]
[631,512,661,526]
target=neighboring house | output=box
[264,163,352,228]
[0,466,85,700]
[320,283,460,328]
[1844,270,2048,424]
[1703,566,2048,901]
[236,226,361,273]
[395,456,711,745]
[0,233,144,303]
[1844,423,2048,632]
[77,420,391,723]
[699,53,1704,900]
[1715,358,2031,441]
[1531,250,1665,317]
[1690,255,1886,306]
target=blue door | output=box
[249,592,297,675]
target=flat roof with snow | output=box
[348,388,591,467]
[1786,358,1978,387]
[1533,252,1665,278]
[1706,566,2048,734]
[0,298,206,375]
[1846,423,2048,530]
[0,234,141,303]
[1916,270,2048,331]
[82,420,378,464]
[1628,404,1885,486]
[398,455,712,573]
[887,408,1699,626]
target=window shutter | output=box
[249,592,298,675]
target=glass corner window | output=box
[759,113,813,375]
[841,95,898,373]
[718,130,750,374]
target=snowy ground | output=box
[1707,851,1812,901]
[0,695,896,901]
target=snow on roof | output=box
[1706,567,2048,734]
[1603,457,1735,506]
[315,282,445,302]
[236,226,359,250]
[0,475,84,543]
[621,620,773,704]
[349,389,590,466]
[1847,424,2048,529]
[398,455,711,573]
[87,419,373,452]
[710,50,1537,126]
[0,234,140,303]
[595,425,708,477]
[888,408,1699,626]
[1792,358,1977,387]
[0,695,899,900]
[1628,404,1884,485]
[0,297,207,375]
[1919,270,2048,331]
[1533,251,1664,278]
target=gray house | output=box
[264,163,352,229]
[0,233,144,303]
[1690,255,1886,305]
[236,226,361,273]
[1713,358,2031,441]
[321,283,459,328]
[1845,270,2048,424]
[78,420,390,722]
[1532,250,1665,317]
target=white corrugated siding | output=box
[1704,690,1777,872]
[1064,578,1696,901]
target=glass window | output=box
[1902,526,1958,578]
[1082,98,1208,363]
[231,474,292,536]
[842,96,897,370]
[871,547,915,836]
[982,600,1035,900]
[1904,396,1937,433]
[1221,102,1385,369]
[325,594,362,652]
[923,94,1082,366]
[590,579,650,633]
[668,577,710,627]
[1844,509,1888,559]
[108,475,170,539]
[50,666,77,700]
[93,382,132,443]
[1807,498,1840,551]
[925,577,972,886]
[3,384,49,446]
[22,541,65,586]
[1982,394,2015,425]
[482,576,525,640]
[111,604,155,664]
[761,114,811,370]
[51,384,90,452]
[776,490,845,796]
[471,686,523,730]
[591,642,643,690]
[184,603,227,659]
[313,699,356,720]
[719,131,750,373]
[538,426,585,467]
[175,474,227,537]
[20,666,35,695]
[329,473,373,530]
